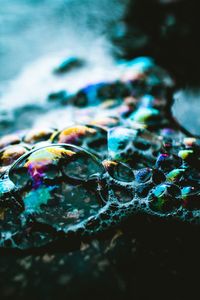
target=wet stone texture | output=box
[0,222,199,300]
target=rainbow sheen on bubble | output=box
[0,56,199,250]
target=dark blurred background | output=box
[111,0,200,86]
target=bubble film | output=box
[51,125,108,158]
[0,57,199,249]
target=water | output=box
[0,0,127,133]
[0,0,126,82]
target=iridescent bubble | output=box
[108,127,137,161]
[0,145,28,167]
[140,94,155,107]
[108,126,161,167]
[0,134,21,150]
[166,168,185,183]
[70,82,116,107]
[161,128,175,137]
[0,145,28,175]
[89,116,120,128]
[181,186,200,210]
[183,137,197,147]
[103,160,135,183]
[135,168,152,183]
[23,128,55,145]
[156,153,181,171]
[129,107,160,126]
[51,125,108,157]
[148,183,181,212]
[178,149,194,160]
[6,144,106,236]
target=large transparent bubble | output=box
[0,144,107,248]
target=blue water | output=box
[0,0,126,83]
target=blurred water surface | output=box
[0,0,127,133]
[0,0,126,83]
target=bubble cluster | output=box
[0,57,199,249]
[51,125,108,158]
